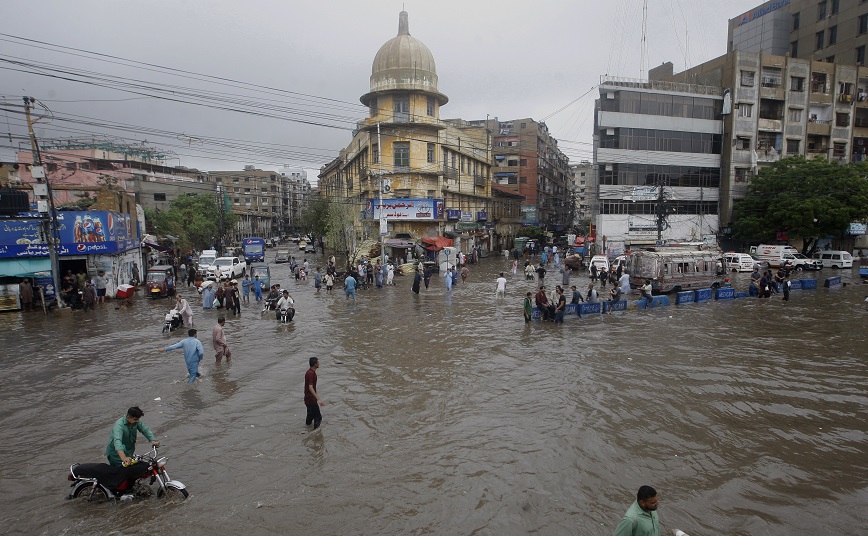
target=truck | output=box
[197,249,218,276]
[242,237,266,263]
[749,244,822,270]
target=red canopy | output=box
[421,236,453,251]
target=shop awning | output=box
[0,257,52,278]
[421,236,453,251]
[384,239,416,249]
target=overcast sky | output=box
[1,0,763,184]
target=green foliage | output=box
[298,195,330,238]
[325,197,356,256]
[517,225,543,239]
[733,156,868,254]
[144,194,236,251]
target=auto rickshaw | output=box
[146,265,174,299]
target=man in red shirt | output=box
[535,285,554,321]
[304,357,325,429]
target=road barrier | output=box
[530,279,819,321]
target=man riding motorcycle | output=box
[275,290,294,321]
[106,406,160,467]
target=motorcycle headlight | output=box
[157,457,168,468]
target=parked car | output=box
[207,257,245,280]
[275,248,291,263]
[749,254,770,271]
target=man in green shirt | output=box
[105,407,160,467]
[613,485,660,536]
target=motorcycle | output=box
[67,445,188,503]
[162,310,182,334]
[261,296,278,314]
[278,305,295,323]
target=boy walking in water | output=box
[305,357,325,429]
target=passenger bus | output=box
[625,249,722,294]
[242,237,266,263]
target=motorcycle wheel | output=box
[157,483,189,502]
[71,483,110,503]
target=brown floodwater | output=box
[0,252,866,535]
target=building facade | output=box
[593,77,724,255]
[728,0,868,65]
[319,11,497,255]
[569,161,593,225]
[667,50,868,231]
[467,118,572,231]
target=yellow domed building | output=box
[320,11,496,260]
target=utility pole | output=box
[655,177,667,245]
[377,122,386,266]
[24,96,63,308]
[216,184,225,251]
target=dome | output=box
[362,11,447,105]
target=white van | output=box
[197,249,218,275]
[812,250,853,268]
[588,255,610,274]
[722,252,755,272]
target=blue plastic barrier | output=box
[715,287,736,300]
[824,276,842,288]
[735,291,750,298]
[675,291,694,304]
[694,288,713,302]
[788,279,802,290]
[531,307,542,320]
[578,302,601,316]
[801,279,817,289]
[637,295,671,309]
[565,303,578,316]
[602,299,628,313]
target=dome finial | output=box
[398,11,409,36]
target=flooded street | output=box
[1,253,866,535]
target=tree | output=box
[144,194,236,252]
[517,225,543,240]
[733,156,868,255]
[298,194,330,239]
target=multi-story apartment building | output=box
[569,161,593,225]
[728,0,868,65]
[593,75,724,255]
[279,167,310,234]
[319,11,497,255]
[665,51,867,233]
[467,118,572,231]
[209,167,282,242]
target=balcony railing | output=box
[443,167,458,179]
[473,175,485,187]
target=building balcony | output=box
[806,148,829,160]
[807,120,832,135]
[854,125,868,138]
[809,92,832,105]
[443,167,458,180]
[757,118,783,131]
[760,85,785,100]
[473,175,486,188]
[838,94,855,106]
[358,115,446,131]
